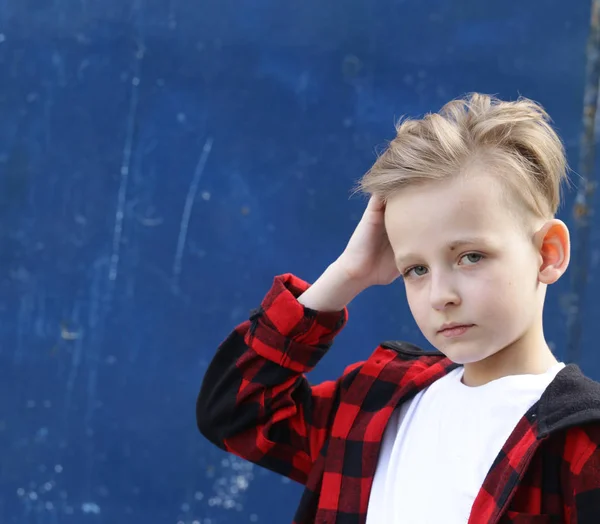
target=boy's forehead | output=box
[384,177,525,256]
[386,179,507,231]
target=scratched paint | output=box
[172,137,213,292]
[0,1,597,523]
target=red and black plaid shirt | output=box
[197,274,600,523]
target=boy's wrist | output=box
[297,261,367,312]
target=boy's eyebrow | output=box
[395,237,493,265]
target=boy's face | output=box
[384,170,568,367]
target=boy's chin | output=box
[434,343,495,366]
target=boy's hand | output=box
[297,196,400,312]
[336,196,401,288]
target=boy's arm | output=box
[197,196,399,483]
[196,265,366,484]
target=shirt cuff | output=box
[244,273,348,373]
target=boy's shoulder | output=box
[537,363,600,438]
[366,341,600,438]
[338,339,458,401]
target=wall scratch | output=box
[172,137,214,291]
[107,43,145,291]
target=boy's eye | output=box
[403,266,427,278]
[463,253,484,265]
[402,265,427,278]
[402,253,484,279]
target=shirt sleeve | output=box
[565,425,600,522]
[196,273,362,485]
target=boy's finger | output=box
[367,195,385,212]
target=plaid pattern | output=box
[197,273,600,523]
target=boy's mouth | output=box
[438,322,474,333]
[438,324,475,338]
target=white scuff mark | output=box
[108,44,144,285]
[60,323,81,340]
[81,502,101,514]
[205,456,253,511]
[172,137,214,290]
[136,214,163,227]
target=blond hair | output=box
[354,93,572,221]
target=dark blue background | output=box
[1,1,599,522]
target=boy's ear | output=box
[534,219,570,285]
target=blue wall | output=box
[1,0,599,522]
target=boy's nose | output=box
[430,278,461,311]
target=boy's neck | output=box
[461,332,559,387]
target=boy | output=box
[197,93,600,523]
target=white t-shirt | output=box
[365,362,565,524]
